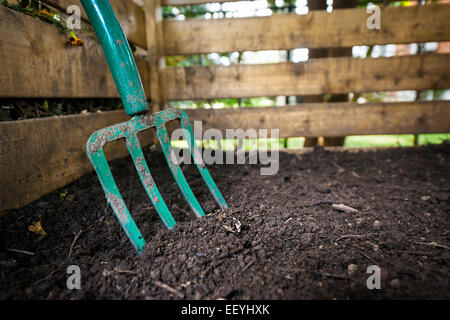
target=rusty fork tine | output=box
[125,129,176,229]
[179,111,229,210]
[156,123,205,218]
[87,126,146,254]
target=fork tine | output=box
[179,112,229,210]
[87,139,145,254]
[125,132,176,229]
[156,124,205,218]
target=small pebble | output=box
[150,269,160,279]
[373,220,382,228]
[281,212,291,221]
[178,254,187,262]
[390,279,400,288]
[348,264,358,276]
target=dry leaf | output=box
[223,225,234,233]
[28,219,47,237]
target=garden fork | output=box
[81,0,228,255]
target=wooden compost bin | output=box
[1,0,450,212]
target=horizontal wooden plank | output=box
[1,100,448,210]
[41,0,147,48]
[163,3,450,55]
[0,110,154,211]
[162,54,450,100]
[186,101,450,138]
[0,6,149,98]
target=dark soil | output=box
[0,99,123,122]
[0,144,449,300]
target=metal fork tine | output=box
[179,112,229,210]
[125,132,176,229]
[156,124,205,218]
[87,144,145,254]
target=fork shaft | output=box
[80,0,148,116]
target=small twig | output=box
[336,233,377,242]
[9,248,35,256]
[67,230,83,260]
[331,161,345,173]
[415,241,450,250]
[238,192,247,210]
[114,267,137,274]
[242,259,255,272]
[153,280,185,299]
[319,272,349,280]
[332,203,359,213]
[357,250,377,263]
[351,171,362,179]
[173,206,191,216]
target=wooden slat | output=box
[145,0,167,111]
[0,6,149,98]
[0,110,154,211]
[42,0,147,48]
[1,100,448,210]
[185,101,450,138]
[163,4,450,55]
[162,54,450,100]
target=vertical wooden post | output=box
[303,0,327,147]
[304,0,355,147]
[321,0,356,147]
[144,0,166,113]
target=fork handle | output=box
[80,0,148,116]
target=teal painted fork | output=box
[81,0,228,255]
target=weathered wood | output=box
[135,56,150,98]
[305,0,356,147]
[0,6,149,98]
[162,54,450,100]
[41,0,147,48]
[144,0,166,112]
[185,101,450,138]
[163,4,450,55]
[1,100,448,210]
[0,110,154,211]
